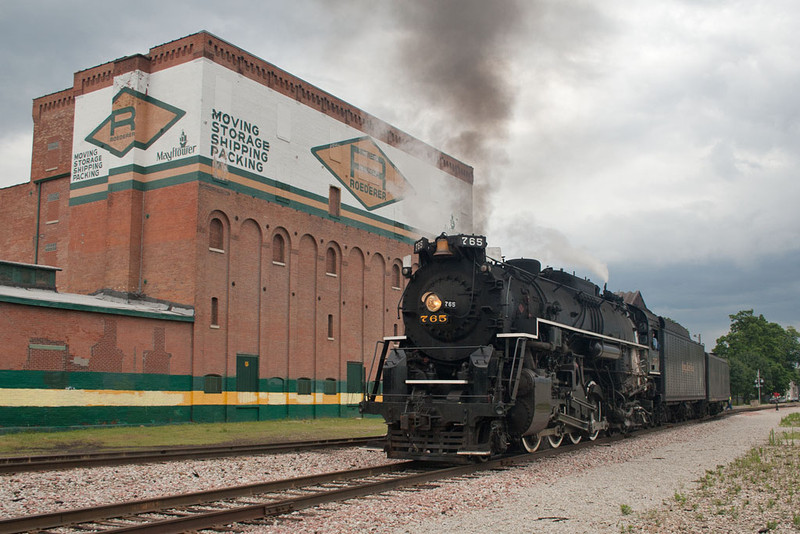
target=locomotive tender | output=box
[360,234,730,461]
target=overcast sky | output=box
[1,0,798,348]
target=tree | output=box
[713,310,800,403]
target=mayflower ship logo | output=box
[156,130,197,162]
[312,137,411,210]
[85,87,185,157]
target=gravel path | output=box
[1,407,795,533]
[392,407,799,534]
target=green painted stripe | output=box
[201,155,416,232]
[0,406,192,428]
[107,155,204,176]
[69,190,108,206]
[107,171,197,193]
[0,404,370,429]
[195,171,415,243]
[0,294,194,322]
[68,157,418,242]
[0,370,192,391]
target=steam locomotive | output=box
[360,234,730,462]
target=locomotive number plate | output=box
[420,314,448,324]
[460,235,485,247]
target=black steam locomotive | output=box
[360,234,730,462]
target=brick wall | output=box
[195,183,409,387]
[0,182,36,264]
[31,89,74,182]
[0,302,191,374]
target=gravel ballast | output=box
[1,408,796,533]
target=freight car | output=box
[360,234,730,462]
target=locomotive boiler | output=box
[360,234,728,462]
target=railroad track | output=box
[0,436,384,474]
[0,429,633,534]
[0,409,775,533]
[0,461,439,533]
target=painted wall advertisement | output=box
[70,57,472,234]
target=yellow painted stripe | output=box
[0,389,192,407]
[0,389,373,407]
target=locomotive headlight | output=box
[422,292,443,312]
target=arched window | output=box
[273,234,285,264]
[392,264,401,289]
[325,247,337,275]
[209,218,224,251]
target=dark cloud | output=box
[1,1,798,342]
[608,248,800,346]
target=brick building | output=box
[0,31,473,428]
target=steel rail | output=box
[0,435,385,474]
[0,461,412,534]
[105,462,500,533]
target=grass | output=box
[620,412,800,532]
[0,417,386,456]
[779,412,800,427]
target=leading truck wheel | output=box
[522,434,541,453]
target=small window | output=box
[44,243,57,252]
[209,218,224,251]
[211,297,219,327]
[325,247,337,275]
[392,264,401,289]
[203,374,223,394]
[328,185,341,217]
[273,234,285,264]
[327,314,334,339]
[324,378,337,395]
[297,377,312,395]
